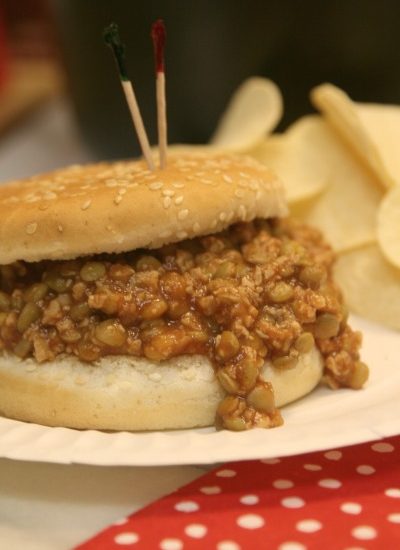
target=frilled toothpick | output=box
[104,23,155,171]
[151,19,168,169]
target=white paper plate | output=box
[0,316,398,466]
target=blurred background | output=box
[1,0,400,179]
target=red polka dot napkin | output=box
[75,435,400,549]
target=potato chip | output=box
[334,244,400,330]
[377,185,400,269]
[357,104,400,186]
[311,83,396,189]
[284,115,382,252]
[211,77,283,151]
[249,133,327,204]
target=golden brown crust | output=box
[0,152,287,264]
[0,348,323,430]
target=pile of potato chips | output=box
[210,79,400,331]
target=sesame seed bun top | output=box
[0,151,287,264]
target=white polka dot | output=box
[303,463,322,471]
[260,458,281,464]
[372,442,395,453]
[318,478,342,489]
[296,519,322,533]
[200,485,221,495]
[217,541,241,550]
[356,465,375,475]
[388,513,400,523]
[324,450,342,461]
[281,497,305,509]
[159,539,183,550]
[216,469,237,478]
[184,523,207,538]
[240,494,259,505]
[341,502,362,515]
[174,500,199,513]
[385,488,400,498]
[114,532,139,545]
[273,479,294,490]
[351,525,377,540]
[278,543,306,550]
[113,517,128,526]
[237,513,265,529]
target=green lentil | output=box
[80,262,106,282]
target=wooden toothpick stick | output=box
[151,19,168,169]
[104,23,155,171]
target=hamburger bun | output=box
[0,151,287,264]
[0,347,323,430]
[0,151,355,432]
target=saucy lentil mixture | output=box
[0,219,368,430]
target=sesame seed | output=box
[118,188,127,195]
[178,209,189,220]
[114,195,123,205]
[176,230,188,239]
[193,222,201,232]
[5,196,19,204]
[239,171,250,179]
[162,189,175,197]
[223,174,233,183]
[211,219,218,229]
[26,222,37,235]
[106,224,113,231]
[163,197,172,209]
[105,179,118,187]
[172,182,185,188]
[235,189,245,198]
[43,191,57,200]
[201,179,213,185]
[81,199,91,210]
[174,196,184,205]
[239,205,247,219]
[58,224,63,233]
[149,181,163,190]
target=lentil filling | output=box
[0,219,367,430]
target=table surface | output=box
[0,99,207,549]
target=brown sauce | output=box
[0,219,367,429]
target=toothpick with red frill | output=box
[104,23,155,171]
[151,19,168,168]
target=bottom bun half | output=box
[0,348,323,431]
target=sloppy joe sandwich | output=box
[0,151,368,431]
